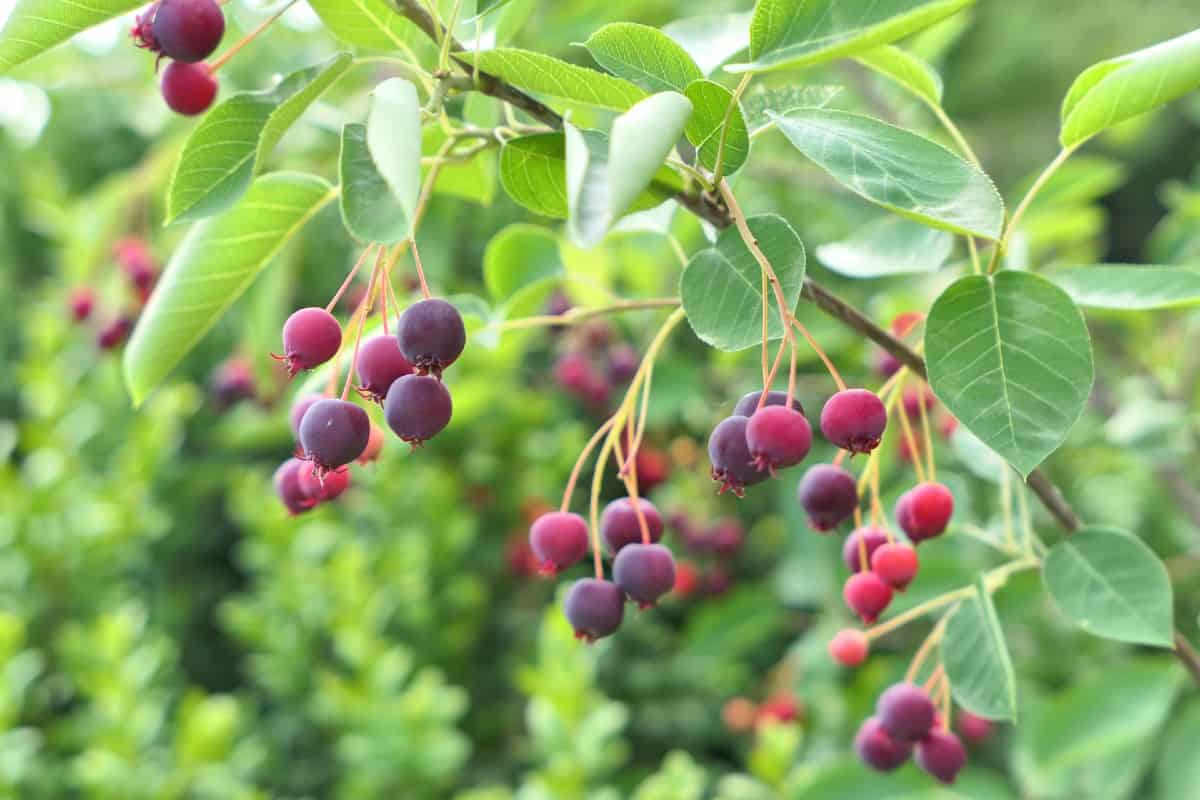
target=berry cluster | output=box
[70,236,159,351]
[669,513,745,598]
[132,0,225,116]
[854,683,966,784]
[552,298,643,415]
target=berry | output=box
[732,389,805,418]
[355,335,413,403]
[797,464,858,531]
[298,464,350,503]
[673,560,699,597]
[633,447,670,491]
[607,344,639,383]
[395,298,466,375]
[274,458,314,515]
[871,542,919,591]
[600,497,663,554]
[843,571,893,624]
[722,697,757,733]
[897,482,954,543]
[703,565,732,596]
[546,289,572,318]
[298,398,370,474]
[745,405,812,473]
[69,287,94,322]
[877,683,937,742]
[915,729,966,784]
[890,311,924,337]
[843,526,888,573]
[956,710,994,745]
[755,693,801,728]
[528,512,589,576]
[152,0,225,62]
[612,543,676,608]
[708,416,768,496]
[357,423,384,464]
[875,350,901,378]
[97,316,133,350]
[564,578,625,642]
[276,307,342,377]
[160,61,218,116]
[383,374,452,445]
[554,352,596,394]
[210,356,255,410]
[829,629,869,666]
[820,389,888,454]
[855,716,912,772]
[902,387,937,419]
[708,520,743,557]
[116,237,156,290]
[289,394,323,441]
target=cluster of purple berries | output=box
[855,683,966,784]
[70,237,159,350]
[132,0,225,115]
[551,299,640,415]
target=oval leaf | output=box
[124,174,336,405]
[816,215,953,277]
[499,133,569,218]
[661,13,752,76]
[307,0,417,51]
[483,223,561,301]
[684,79,749,176]
[680,214,805,351]
[366,78,421,223]
[770,109,1004,239]
[742,85,843,134]
[1047,265,1200,310]
[464,48,647,110]
[0,0,143,73]
[339,124,409,243]
[941,575,1017,721]
[925,271,1093,477]
[584,22,703,92]
[856,45,943,106]
[1043,526,1174,648]
[1061,28,1200,149]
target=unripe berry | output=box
[298,464,350,503]
[384,374,453,445]
[274,458,314,515]
[600,497,663,554]
[915,729,967,784]
[797,464,857,531]
[745,405,812,473]
[820,388,888,454]
[277,307,341,377]
[732,389,805,418]
[355,335,413,403]
[298,398,370,474]
[829,628,869,666]
[843,571,893,624]
[289,394,324,441]
[528,511,589,576]
[564,578,625,642]
[708,416,768,496]
[152,0,225,62]
[160,61,218,116]
[877,683,937,742]
[897,482,954,543]
[843,526,888,573]
[956,710,994,745]
[871,542,919,591]
[69,287,94,322]
[612,543,676,608]
[855,716,912,772]
[356,423,385,464]
[396,298,466,375]
[634,446,670,491]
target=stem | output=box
[589,432,616,580]
[489,298,680,332]
[409,238,432,299]
[560,417,617,512]
[437,0,464,73]
[341,250,383,400]
[895,375,927,483]
[208,0,298,73]
[929,103,981,167]
[967,237,981,275]
[712,73,752,185]
[326,244,376,312]
[987,147,1075,274]
[917,384,935,481]
[785,340,799,407]
[791,313,846,391]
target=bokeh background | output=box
[0,1,1199,798]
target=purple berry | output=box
[529,512,590,575]
[797,464,858,531]
[356,335,414,404]
[855,716,912,772]
[564,578,625,642]
[160,61,218,116]
[276,307,341,377]
[732,389,805,418]
[298,398,370,474]
[395,298,466,375]
[708,519,744,556]
[152,0,225,62]
[600,497,663,554]
[915,729,966,784]
[383,374,452,445]
[708,416,768,497]
[274,458,315,515]
[97,316,133,350]
[612,543,676,608]
[877,683,937,743]
[745,405,812,473]
[210,356,255,410]
[289,394,323,441]
[842,526,889,573]
[820,388,888,454]
[607,344,639,383]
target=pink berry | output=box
[843,571,893,624]
[355,335,414,404]
[356,423,385,464]
[298,464,350,504]
[152,0,225,63]
[274,458,315,515]
[797,464,858,531]
[528,511,589,576]
[69,287,94,322]
[915,728,967,784]
[820,388,888,454]
[956,710,994,745]
[897,482,954,543]
[843,526,888,573]
[829,629,869,666]
[708,520,744,556]
[612,543,676,608]
[877,683,936,742]
[600,497,663,554]
[555,352,597,395]
[564,578,624,642]
[871,542,919,591]
[160,61,218,116]
[276,308,342,378]
[745,405,812,473]
[855,716,912,772]
[131,3,161,52]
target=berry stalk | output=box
[208,0,298,73]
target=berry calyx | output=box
[745,405,812,473]
[955,710,994,745]
[820,388,888,454]
[600,497,663,554]
[297,398,370,475]
[843,571,893,624]
[915,729,967,785]
[855,716,912,772]
[274,458,314,515]
[871,542,919,591]
[897,482,954,543]
[131,3,161,52]
[160,61,218,116]
[708,416,768,497]
[797,464,858,531]
[612,543,676,608]
[152,0,225,63]
[355,335,414,404]
[395,298,466,376]
[383,374,453,445]
[528,511,589,576]
[275,307,342,377]
[843,526,888,573]
[877,683,937,742]
[732,389,805,418]
[829,629,869,667]
[563,578,625,642]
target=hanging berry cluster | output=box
[70,237,159,351]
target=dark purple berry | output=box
[732,389,805,418]
[797,464,857,531]
[383,374,452,445]
[843,526,888,573]
[820,388,888,454]
[289,394,323,441]
[275,307,341,378]
[564,578,625,642]
[916,729,966,784]
[529,512,590,576]
[152,0,225,63]
[708,416,768,497]
[356,335,413,403]
[745,405,812,473]
[274,458,315,515]
[600,497,663,554]
[395,298,466,375]
[855,716,912,772]
[97,316,134,350]
[877,683,937,743]
[612,543,676,608]
[607,344,639,383]
[298,398,370,474]
[210,356,255,410]
[875,350,901,378]
[160,61,218,116]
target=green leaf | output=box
[166,54,352,225]
[661,13,752,76]
[307,0,417,51]
[1043,526,1174,648]
[464,48,648,110]
[741,85,843,133]
[856,45,943,106]
[339,124,409,243]
[680,214,805,352]
[770,109,1004,239]
[815,215,952,277]
[729,0,974,74]
[124,174,336,406]
[498,133,569,218]
[366,78,421,224]
[684,80,749,176]
[583,22,703,92]
[483,224,561,301]
[1155,701,1200,800]
[1047,265,1200,310]
[924,271,1093,477]
[0,0,144,73]
[941,576,1017,721]
[1061,28,1200,148]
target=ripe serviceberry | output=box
[797,464,858,531]
[274,458,314,515]
[161,61,218,116]
[956,710,994,745]
[528,512,589,576]
[210,356,255,410]
[877,683,937,742]
[746,405,812,473]
[69,287,94,322]
[732,389,805,418]
[844,571,893,624]
[298,464,350,503]
[607,344,639,383]
[613,543,676,608]
[383,374,452,445]
[916,729,966,784]
[97,316,133,350]
[356,335,413,403]
[843,526,888,573]
[709,520,744,556]
[564,578,625,642]
[395,298,466,375]
[298,398,370,475]
[855,717,912,772]
[152,0,225,62]
[356,423,384,464]
[820,389,888,454]
[289,394,323,441]
[276,308,341,377]
[708,416,768,496]
[897,482,954,543]
[703,565,732,596]
[829,628,869,666]
[600,497,663,554]
[872,542,919,591]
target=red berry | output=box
[356,423,385,464]
[890,311,924,338]
[152,0,225,63]
[555,352,594,394]
[613,543,676,608]
[855,716,912,772]
[939,415,959,440]
[276,308,341,377]
[797,464,858,531]
[564,578,625,642]
[902,387,937,419]
[274,458,315,515]
[69,287,94,322]
[116,236,156,290]
[356,335,413,404]
[745,405,812,473]
[633,446,670,492]
[820,388,888,454]
[96,316,133,350]
[673,560,699,597]
[877,683,937,742]
[600,497,663,554]
[298,398,370,474]
[528,511,589,576]
[298,464,350,504]
[828,629,869,666]
[956,710,994,745]
[755,693,800,727]
[871,542,919,591]
[915,728,967,784]
[383,374,453,445]
[160,61,218,116]
[396,298,466,375]
[843,571,893,624]
[732,389,805,418]
[708,416,769,497]
[897,482,954,543]
[843,526,888,573]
